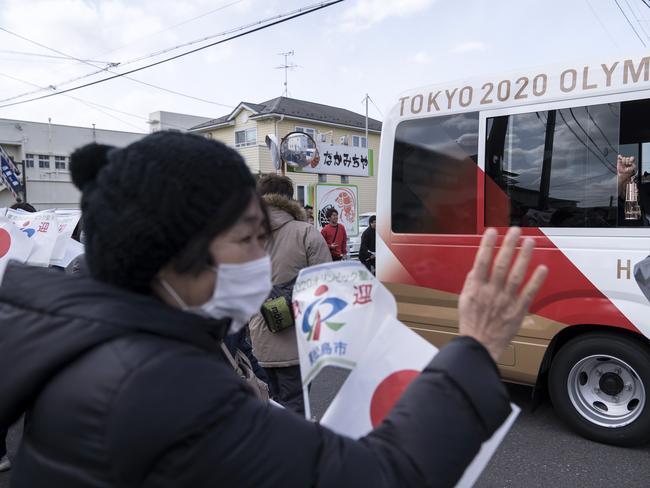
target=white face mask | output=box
[160,256,273,334]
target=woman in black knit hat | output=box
[0,131,546,487]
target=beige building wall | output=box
[204,111,380,214]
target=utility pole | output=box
[361,93,370,148]
[364,93,369,147]
[275,50,298,97]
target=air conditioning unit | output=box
[339,136,348,145]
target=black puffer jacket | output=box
[0,264,510,488]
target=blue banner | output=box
[0,146,23,202]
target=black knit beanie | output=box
[69,131,256,293]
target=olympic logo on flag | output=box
[301,285,348,341]
[18,221,36,238]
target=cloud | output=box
[340,0,436,31]
[412,51,431,64]
[451,41,486,54]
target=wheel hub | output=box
[599,372,624,396]
[567,355,646,428]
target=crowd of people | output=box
[0,131,547,487]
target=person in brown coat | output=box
[249,175,331,414]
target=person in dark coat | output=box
[0,201,37,472]
[359,215,376,273]
[0,131,547,488]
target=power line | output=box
[585,0,621,48]
[613,0,647,46]
[0,26,233,108]
[0,1,338,106]
[0,26,115,69]
[70,99,147,132]
[367,95,384,118]
[0,0,343,110]
[0,71,146,131]
[0,70,193,132]
[624,0,650,38]
[0,49,116,64]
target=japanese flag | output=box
[320,315,519,487]
[0,216,34,283]
[294,261,519,487]
[5,209,59,267]
[320,316,437,437]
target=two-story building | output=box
[0,118,144,209]
[189,96,382,213]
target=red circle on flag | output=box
[369,369,420,428]
[0,229,11,258]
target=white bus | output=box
[377,53,650,446]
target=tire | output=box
[548,332,650,447]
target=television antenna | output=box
[275,50,299,97]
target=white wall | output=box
[148,111,213,132]
[0,118,144,209]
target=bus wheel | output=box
[548,332,650,447]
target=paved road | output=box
[2,369,649,487]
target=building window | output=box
[392,113,479,234]
[341,175,350,184]
[352,135,367,148]
[25,154,34,168]
[55,155,66,170]
[38,154,50,169]
[235,128,257,148]
[295,126,316,138]
[296,184,306,206]
[318,174,327,183]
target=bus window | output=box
[620,99,650,225]
[486,99,650,228]
[392,113,479,234]
[485,103,622,228]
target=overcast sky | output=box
[0,0,647,133]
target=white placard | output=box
[295,143,370,177]
[5,209,59,267]
[50,209,82,265]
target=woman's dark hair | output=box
[325,208,338,219]
[172,188,271,275]
[369,215,376,225]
